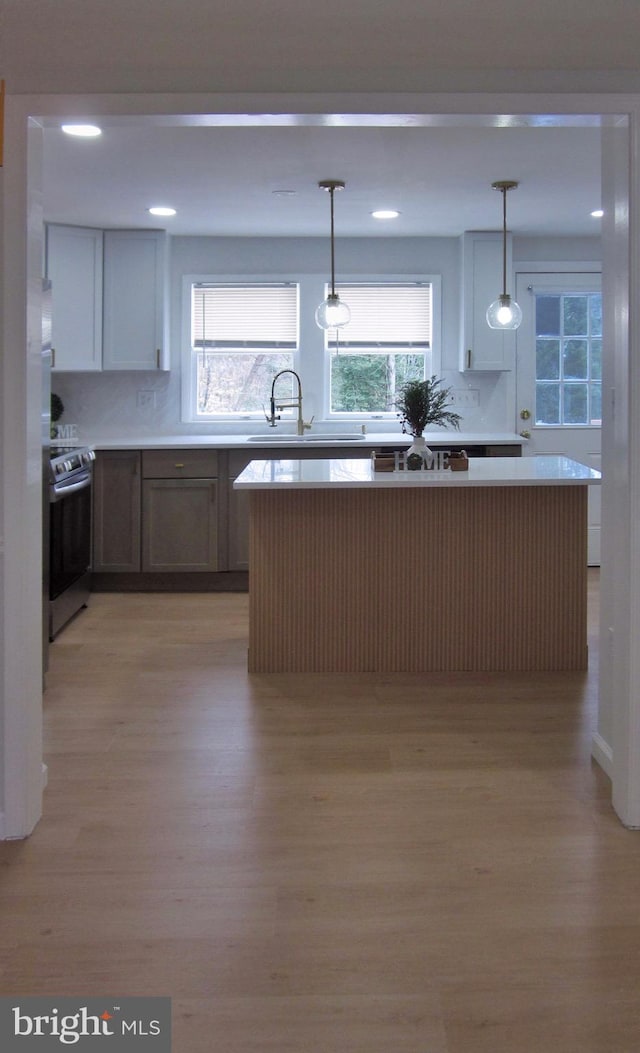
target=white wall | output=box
[4,0,640,96]
[52,233,601,440]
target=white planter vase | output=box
[405,434,432,469]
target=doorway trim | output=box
[1,91,638,835]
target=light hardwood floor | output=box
[2,572,640,1051]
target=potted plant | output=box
[395,376,461,468]
[51,392,64,440]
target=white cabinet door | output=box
[46,224,103,372]
[459,232,515,372]
[102,230,169,370]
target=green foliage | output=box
[395,376,461,436]
[51,392,64,422]
[331,355,389,413]
[331,353,424,413]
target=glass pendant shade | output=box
[486,180,522,331]
[315,180,350,331]
[486,293,523,330]
[315,293,351,330]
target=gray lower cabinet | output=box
[142,477,218,571]
[93,448,220,576]
[93,450,142,572]
[141,449,219,572]
[93,442,522,582]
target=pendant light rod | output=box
[315,180,350,332]
[318,180,345,297]
[492,180,518,297]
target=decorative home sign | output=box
[371,449,452,472]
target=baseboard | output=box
[91,571,248,593]
[591,731,613,778]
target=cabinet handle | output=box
[174,463,185,469]
[156,348,161,369]
[467,348,472,369]
[51,347,56,369]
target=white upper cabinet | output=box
[459,232,515,372]
[46,225,170,372]
[102,230,169,370]
[46,224,103,372]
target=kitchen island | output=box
[234,455,601,674]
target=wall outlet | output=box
[137,390,156,409]
[449,388,479,408]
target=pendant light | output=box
[315,180,351,331]
[486,180,522,330]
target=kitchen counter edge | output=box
[87,432,526,451]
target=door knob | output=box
[520,430,531,439]
[520,408,531,420]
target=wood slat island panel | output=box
[248,484,588,673]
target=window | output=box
[183,275,440,422]
[326,283,435,415]
[190,282,298,417]
[535,291,602,425]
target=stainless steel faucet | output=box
[266,369,314,435]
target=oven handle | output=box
[50,472,92,502]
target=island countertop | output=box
[234,454,601,490]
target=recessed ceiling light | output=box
[61,124,102,138]
[371,209,401,220]
[591,209,604,218]
[148,206,177,217]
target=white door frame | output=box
[1,91,639,835]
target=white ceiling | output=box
[42,114,603,239]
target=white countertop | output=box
[234,455,601,490]
[86,431,525,451]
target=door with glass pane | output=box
[515,272,602,565]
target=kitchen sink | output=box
[247,434,303,442]
[304,433,365,442]
[247,433,365,443]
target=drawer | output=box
[142,449,218,478]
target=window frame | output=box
[534,288,602,426]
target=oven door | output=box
[49,472,92,600]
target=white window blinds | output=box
[332,283,432,347]
[192,283,298,348]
